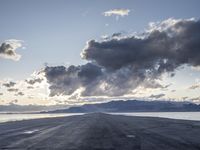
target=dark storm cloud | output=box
[3,81,16,88]
[25,78,43,85]
[78,63,103,84]
[45,18,200,97]
[44,63,102,96]
[149,93,165,99]
[82,19,200,71]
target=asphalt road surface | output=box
[0,113,200,150]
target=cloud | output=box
[149,93,165,99]
[25,78,43,85]
[112,32,122,37]
[189,84,200,90]
[0,39,23,61]
[45,18,200,98]
[182,96,188,100]
[7,88,19,92]
[103,9,130,19]
[188,79,200,90]
[3,81,16,88]
[9,99,18,104]
[191,66,200,71]
[82,18,200,71]
[44,63,102,97]
[27,86,34,89]
[141,80,170,89]
[0,93,3,95]
[190,96,200,102]
[15,92,24,96]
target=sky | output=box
[0,0,200,107]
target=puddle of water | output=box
[23,129,39,134]
[126,135,135,138]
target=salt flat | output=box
[0,113,200,150]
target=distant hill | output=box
[44,100,200,113]
[0,104,69,113]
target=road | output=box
[0,113,200,150]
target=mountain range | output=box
[45,100,200,113]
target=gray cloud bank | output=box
[44,18,200,98]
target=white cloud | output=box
[188,83,200,90]
[147,18,195,33]
[103,9,130,19]
[188,78,200,90]
[191,66,200,71]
